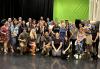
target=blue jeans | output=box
[10,37,17,47]
[75,41,83,54]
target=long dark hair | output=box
[75,19,82,29]
[0,19,6,27]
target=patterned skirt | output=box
[0,33,8,43]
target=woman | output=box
[0,21,9,54]
[62,36,72,59]
[94,27,100,58]
[36,21,44,50]
[10,19,19,53]
[70,24,78,56]
[52,32,62,56]
[29,28,37,55]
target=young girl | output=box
[29,29,37,55]
[75,28,86,59]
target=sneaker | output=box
[11,49,14,53]
[74,54,78,59]
[98,55,100,58]
[32,53,36,56]
[79,55,82,59]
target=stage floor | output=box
[0,54,100,69]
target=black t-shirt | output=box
[53,26,60,33]
[53,38,62,49]
[43,36,52,45]
[36,26,41,34]
[63,39,69,50]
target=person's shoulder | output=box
[49,36,52,40]
[52,36,56,41]
[19,32,23,36]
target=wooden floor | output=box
[0,54,100,69]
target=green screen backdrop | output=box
[53,0,89,22]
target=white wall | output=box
[89,0,100,21]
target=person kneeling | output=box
[29,28,37,56]
[18,29,29,55]
[52,32,62,57]
[41,31,52,56]
[62,36,72,59]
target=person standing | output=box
[10,19,19,53]
[94,22,100,59]
[0,21,9,54]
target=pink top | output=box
[77,32,86,43]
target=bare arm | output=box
[64,42,71,53]
[56,42,62,51]
[52,41,57,52]
[94,32,99,42]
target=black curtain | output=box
[0,0,54,20]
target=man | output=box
[41,30,52,56]
[26,18,33,33]
[47,18,51,26]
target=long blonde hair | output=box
[30,29,37,39]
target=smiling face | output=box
[28,18,32,22]
[18,17,22,21]
[47,18,49,21]
[79,28,84,33]
[13,19,18,25]
[55,32,59,38]
[79,24,82,28]
[61,22,65,28]
[4,21,9,26]
[45,32,49,37]
[40,16,43,20]
[8,18,12,22]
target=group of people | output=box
[0,17,99,60]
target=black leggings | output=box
[92,38,99,59]
[70,39,76,55]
